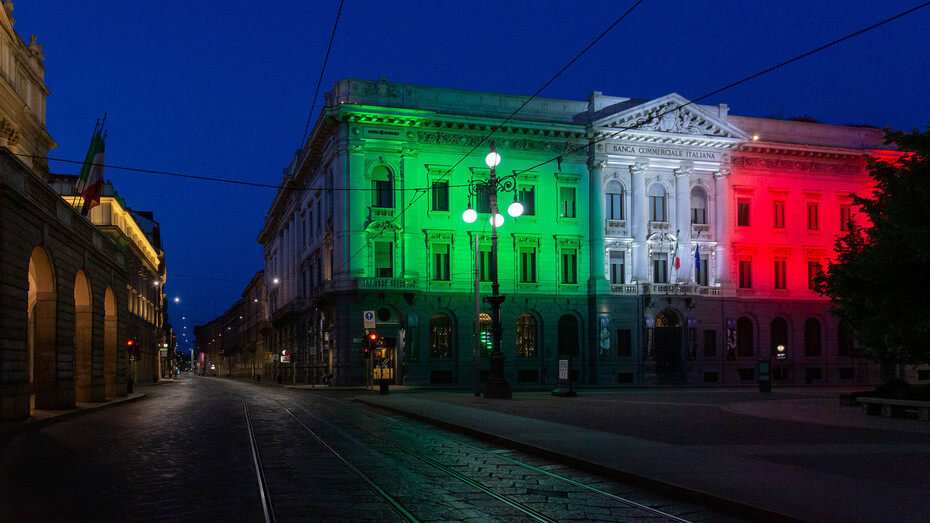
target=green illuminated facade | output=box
[257,78,893,387]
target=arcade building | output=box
[251,78,903,388]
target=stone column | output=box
[630,161,648,282]
[588,158,608,294]
[338,144,366,278]
[714,169,731,284]
[674,165,692,282]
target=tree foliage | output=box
[817,126,930,367]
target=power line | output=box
[299,0,345,150]
[331,0,645,276]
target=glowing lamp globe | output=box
[489,213,504,227]
[462,206,478,223]
[508,200,524,217]
[485,150,501,168]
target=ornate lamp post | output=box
[463,141,522,399]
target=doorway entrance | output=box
[654,310,683,381]
[372,337,396,385]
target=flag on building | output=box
[75,121,106,216]
[695,247,701,270]
[673,239,680,269]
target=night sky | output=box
[14,1,930,353]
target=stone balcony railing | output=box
[691,224,711,238]
[643,283,721,296]
[605,219,628,237]
[648,221,670,235]
[358,277,417,290]
[371,207,395,221]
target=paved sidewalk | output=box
[0,379,177,439]
[356,388,930,523]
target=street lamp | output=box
[463,141,522,399]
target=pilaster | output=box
[629,161,648,282]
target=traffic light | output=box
[366,333,378,358]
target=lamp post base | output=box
[483,353,511,399]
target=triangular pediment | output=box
[592,93,749,146]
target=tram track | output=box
[269,394,704,522]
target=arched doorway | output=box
[74,270,93,402]
[654,310,682,381]
[104,286,119,397]
[28,247,57,410]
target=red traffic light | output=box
[127,339,134,346]
[368,333,378,341]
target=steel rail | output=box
[242,401,275,523]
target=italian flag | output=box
[673,239,680,270]
[75,128,105,215]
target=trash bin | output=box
[379,378,389,395]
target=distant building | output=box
[252,78,903,388]
[0,3,131,420]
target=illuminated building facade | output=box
[258,78,900,388]
[0,3,132,420]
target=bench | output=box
[858,397,930,421]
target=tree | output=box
[817,126,930,372]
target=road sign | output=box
[363,310,376,329]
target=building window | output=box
[560,187,576,218]
[738,259,752,289]
[770,317,788,357]
[475,190,491,214]
[479,313,492,356]
[374,242,393,278]
[605,181,624,220]
[431,244,450,281]
[561,248,578,284]
[773,201,785,229]
[429,313,452,358]
[371,165,394,208]
[703,330,716,357]
[519,186,536,216]
[648,184,666,222]
[690,188,707,224]
[519,247,537,283]
[617,329,632,357]
[774,259,787,290]
[807,202,819,231]
[652,254,668,284]
[516,314,538,357]
[737,317,754,357]
[840,204,852,232]
[695,250,708,286]
[431,181,449,212]
[804,318,822,357]
[478,247,491,282]
[808,261,822,290]
[737,198,750,227]
[609,250,625,284]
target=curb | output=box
[0,393,147,440]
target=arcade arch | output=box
[28,247,57,410]
[74,270,93,402]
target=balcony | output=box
[358,277,417,290]
[370,207,395,221]
[609,284,639,295]
[604,219,628,237]
[643,283,721,296]
[691,224,711,239]
[648,221,670,235]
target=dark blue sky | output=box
[16,1,930,352]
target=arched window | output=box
[737,317,754,357]
[605,181,624,220]
[371,165,393,208]
[804,318,822,357]
[690,187,708,225]
[648,184,666,222]
[557,315,579,357]
[516,314,538,357]
[479,313,492,357]
[770,317,788,357]
[429,313,452,358]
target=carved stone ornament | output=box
[425,231,454,242]
[348,144,364,154]
[365,220,401,236]
[714,169,731,178]
[555,236,581,248]
[416,131,578,156]
[587,158,608,170]
[513,234,540,247]
[363,78,401,98]
[674,165,694,177]
[731,155,858,175]
[629,161,649,175]
[0,117,20,146]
